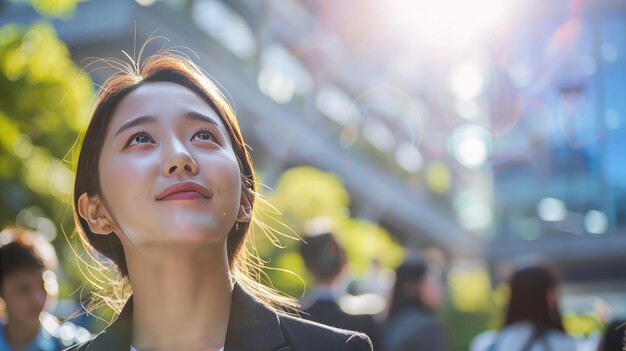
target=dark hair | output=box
[299,232,346,282]
[72,51,294,313]
[0,239,45,290]
[388,259,429,317]
[503,263,565,334]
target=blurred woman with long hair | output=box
[472,262,576,351]
[384,259,446,351]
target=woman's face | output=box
[417,270,445,311]
[91,82,248,247]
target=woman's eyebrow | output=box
[184,111,220,126]
[114,112,219,137]
[115,115,157,137]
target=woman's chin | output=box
[135,233,225,251]
[163,221,228,243]
[122,216,231,247]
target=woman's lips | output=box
[156,181,212,201]
[160,191,207,201]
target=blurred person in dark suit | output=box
[300,229,380,349]
[384,259,447,351]
[0,227,63,351]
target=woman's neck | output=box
[125,243,233,351]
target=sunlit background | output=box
[0,0,625,349]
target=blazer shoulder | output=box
[278,313,372,351]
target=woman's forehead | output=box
[109,81,228,132]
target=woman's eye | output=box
[192,129,216,142]
[127,132,154,147]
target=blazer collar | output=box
[85,298,133,351]
[85,284,289,351]
[224,285,289,351]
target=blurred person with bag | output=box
[595,319,625,351]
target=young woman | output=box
[68,52,372,351]
[470,263,576,351]
[383,259,447,351]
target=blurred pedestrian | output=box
[596,319,625,351]
[299,229,380,349]
[470,262,576,351]
[0,227,62,351]
[384,259,447,351]
[67,51,371,350]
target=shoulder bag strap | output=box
[519,325,541,351]
[488,331,503,351]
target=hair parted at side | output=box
[72,49,298,315]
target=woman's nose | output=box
[163,142,199,176]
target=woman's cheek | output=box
[102,163,129,198]
[224,160,243,209]
[101,156,155,214]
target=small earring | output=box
[103,224,111,232]
[235,222,239,230]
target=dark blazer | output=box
[64,284,372,351]
[302,299,379,350]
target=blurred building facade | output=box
[2,0,626,314]
[487,0,626,296]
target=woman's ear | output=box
[237,187,252,223]
[77,193,114,235]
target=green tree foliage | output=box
[0,21,93,294]
[13,0,79,18]
[440,265,507,350]
[252,166,405,299]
